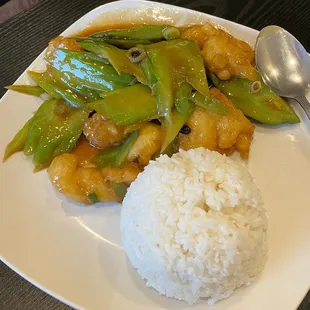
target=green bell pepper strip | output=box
[104,38,151,49]
[47,67,102,102]
[114,130,138,167]
[161,82,195,152]
[46,49,136,92]
[210,73,300,125]
[22,99,88,170]
[89,84,159,126]
[91,25,180,41]
[87,192,100,204]
[110,182,128,200]
[161,108,193,152]
[164,137,179,157]
[161,99,195,152]
[6,85,45,97]
[154,136,179,159]
[93,148,119,168]
[72,37,152,49]
[190,91,228,115]
[145,39,209,120]
[80,41,147,84]
[28,71,87,109]
[140,58,157,89]
[93,130,138,168]
[58,50,110,65]
[3,117,34,162]
[161,82,195,151]
[175,83,193,115]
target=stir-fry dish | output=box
[3,23,300,204]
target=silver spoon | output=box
[255,25,310,119]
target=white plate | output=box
[0,1,309,309]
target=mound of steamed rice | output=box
[120,148,268,305]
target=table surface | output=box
[0,0,309,309]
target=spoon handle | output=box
[295,94,310,119]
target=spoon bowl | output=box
[255,25,310,119]
[255,25,310,98]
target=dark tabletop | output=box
[0,0,309,309]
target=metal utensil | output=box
[255,25,310,118]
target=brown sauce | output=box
[71,136,100,167]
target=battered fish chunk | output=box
[83,113,125,149]
[48,153,119,204]
[181,24,257,81]
[127,123,162,166]
[179,88,254,159]
[101,162,142,186]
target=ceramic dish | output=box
[0,1,309,309]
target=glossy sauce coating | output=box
[181,23,257,81]
[179,88,254,159]
[47,23,255,204]
[83,113,125,149]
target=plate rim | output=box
[1,1,309,310]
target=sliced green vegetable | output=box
[48,68,102,102]
[28,71,60,97]
[162,136,179,157]
[190,92,228,115]
[110,182,128,200]
[6,85,45,97]
[22,99,87,170]
[3,117,34,161]
[70,37,108,42]
[46,49,136,92]
[159,81,195,151]
[161,101,194,152]
[72,37,152,49]
[105,38,151,48]
[210,73,300,125]
[162,27,181,40]
[93,131,138,169]
[146,39,209,119]
[93,148,119,168]
[87,192,100,204]
[80,41,147,84]
[89,84,158,126]
[52,87,87,109]
[140,57,157,89]
[60,51,110,65]
[28,71,87,109]
[91,25,180,41]
[175,83,193,115]
[114,130,138,167]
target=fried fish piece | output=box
[127,123,162,166]
[180,88,254,159]
[83,113,125,149]
[48,153,119,204]
[181,24,257,81]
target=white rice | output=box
[120,148,268,305]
